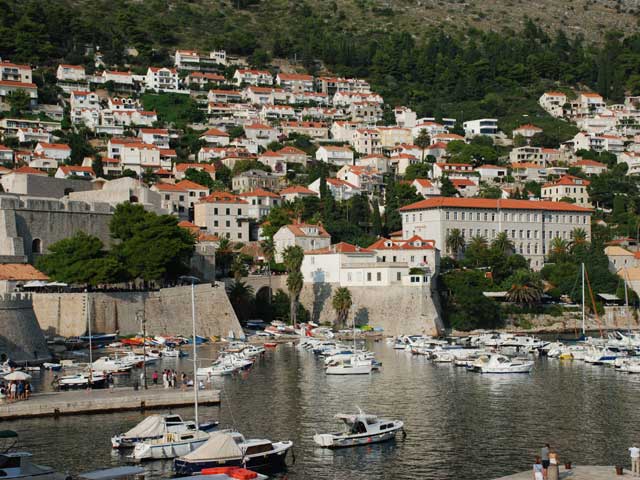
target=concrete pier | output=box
[494,465,634,479]
[0,387,220,420]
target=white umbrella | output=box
[23,280,48,288]
[3,371,31,381]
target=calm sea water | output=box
[7,342,640,480]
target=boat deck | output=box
[0,387,220,420]
[494,465,634,479]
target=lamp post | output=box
[180,275,200,428]
[136,310,147,389]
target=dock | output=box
[494,465,634,479]
[0,387,220,420]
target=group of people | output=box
[0,380,31,401]
[533,444,559,480]
[159,369,187,389]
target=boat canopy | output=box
[182,432,242,461]
[122,415,165,439]
[335,413,378,423]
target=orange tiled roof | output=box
[306,241,372,255]
[199,191,248,204]
[399,197,592,213]
[0,264,48,281]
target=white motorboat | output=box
[326,354,373,375]
[132,429,210,460]
[111,414,218,449]
[313,410,404,448]
[56,372,107,390]
[174,431,293,475]
[197,365,236,377]
[584,346,624,365]
[91,356,133,374]
[469,354,534,374]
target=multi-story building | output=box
[194,191,250,241]
[152,179,209,217]
[186,72,226,87]
[275,73,314,93]
[139,128,170,149]
[145,67,179,91]
[352,129,382,155]
[378,127,413,148]
[233,69,272,86]
[56,64,86,82]
[539,91,568,117]
[238,188,282,220]
[512,124,543,139]
[336,165,383,195]
[315,145,354,166]
[34,142,71,161]
[308,177,361,201]
[432,162,476,179]
[243,123,277,148]
[399,197,592,270]
[463,119,498,137]
[0,61,32,83]
[274,223,331,262]
[541,175,591,207]
[0,81,38,106]
[232,169,280,193]
[279,185,319,202]
[280,121,329,140]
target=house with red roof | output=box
[56,64,86,82]
[238,188,282,219]
[233,69,273,86]
[368,235,438,272]
[257,151,287,175]
[541,174,591,207]
[0,80,38,105]
[0,61,32,83]
[539,91,568,117]
[279,185,319,202]
[280,121,329,140]
[276,73,314,93]
[194,191,250,241]
[432,162,476,180]
[34,142,71,161]
[70,90,100,111]
[273,223,331,262]
[200,128,230,147]
[0,144,13,164]
[336,165,383,195]
[573,158,607,176]
[186,72,226,88]
[145,67,179,91]
[139,128,170,148]
[475,164,507,182]
[55,165,95,180]
[399,197,592,270]
[243,123,277,148]
[152,179,210,217]
[174,163,216,181]
[315,145,354,166]
[411,178,440,197]
[307,176,361,201]
[451,178,479,197]
[512,124,543,139]
[357,154,390,174]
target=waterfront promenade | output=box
[494,465,635,479]
[0,387,220,420]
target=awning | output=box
[483,291,508,298]
[597,293,621,301]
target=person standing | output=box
[629,443,640,476]
[162,370,168,389]
[541,444,550,479]
[533,457,544,480]
[548,449,559,480]
[152,370,158,386]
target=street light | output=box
[179,275,200,428]
[136,310,147,390]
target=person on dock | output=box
[152,370,158,386]
[541,444,550,478]
[162,370,169,389]
[548,448,559,480]
[533,457,544,480]
[629,443,640,476]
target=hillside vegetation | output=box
[2,0,640,123]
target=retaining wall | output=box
[0,292,50,362]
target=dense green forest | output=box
[2,0,640,121]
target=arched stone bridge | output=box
[225,274,288,296]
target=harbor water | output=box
[8,341,640,480]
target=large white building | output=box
[399,197,592,270]
[194,191,250,241]
[273,223,331,262]
[145,67,179,92]
[541,175,591,207]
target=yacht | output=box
[469,354,534,374]
[56,372,107,390]
[132,429,210,460]
[174,431,292,475]
[313,410,404,448]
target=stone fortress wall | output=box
[0,292,50,362]
[32,283,242,339]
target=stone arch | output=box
[31,238,42,254]
[255,286,272,302]
[129,195,139,203]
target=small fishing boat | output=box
[42,362,62,371]
[111,414,218,449]
[469,354,534,374]
[313,410,404,448]
[174,431,292,475]
[326,354,373,375]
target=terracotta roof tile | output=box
[400,197,592,213]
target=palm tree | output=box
[445,228,465,259]
[469,235,488,251]
[570,228,588,250]
[506,270,543,305]
[226,280,254,322]
[260,238,275,304]
[215,238,233,277]
[549,237,570,260]
[491,231,514,256]
[331,287,352,328]
[230,255,247,281]
[282,245,304,327]
[414,129,431,163]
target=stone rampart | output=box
[298,281,443,336]
[0,292,50,362]
[32,283,242,338]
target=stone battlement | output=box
[0,194,113,215]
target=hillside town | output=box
[1,47,639,309]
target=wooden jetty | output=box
[494,465,634,479]
[0,387,220,420]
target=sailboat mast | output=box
[87,291,93,386]
[581,263,585,334]
[191,281,199,429]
